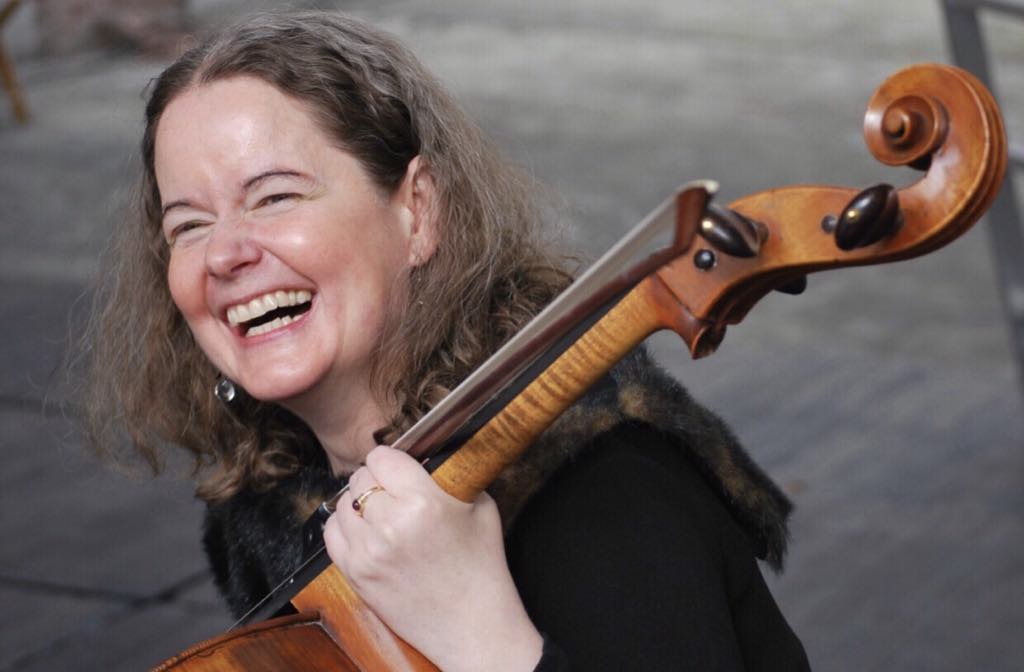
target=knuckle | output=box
[349,466,370,487]
[365,445,390,467]
[363,532,396,565]
[322,519,344,555]
[406,492,440,521]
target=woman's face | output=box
[155,76,430,408]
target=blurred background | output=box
[1,1,1021,670]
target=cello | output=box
[154,62,1006,671]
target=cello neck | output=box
[430,274,689,501]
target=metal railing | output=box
[941,0,1024,392]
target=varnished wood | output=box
[152,612,361,671]
[654,64,1007,344]
[154,62,1007,672]
[289,566,436,671]
[151,579,435,672]
[431,278,676,501]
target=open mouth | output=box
[227,290,313,337]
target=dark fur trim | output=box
[204,346,792,617]
[490,347,791,569]
[203,453,345,617]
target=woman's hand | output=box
[323,445,544,672]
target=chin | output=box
[238,372,323,406]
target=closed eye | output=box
[258,193,299,208]
[168,220,208,245]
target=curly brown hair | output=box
[80,11,573,502]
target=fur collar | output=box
[488,347,790,569]
[204,347,791,617]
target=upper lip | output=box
[223,289,313,326]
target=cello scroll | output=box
[653,63,1007,357]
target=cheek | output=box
[166,253,206,320]
[166,254,225,370]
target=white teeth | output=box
[245,314,296,337]
[226,289,313,327]
[230,303,252,324]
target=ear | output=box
[393,155,439,267]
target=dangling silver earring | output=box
[214,377,237,404]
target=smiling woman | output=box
[83,11,567,502]
[155,76,437,462]
[80,10,809,671]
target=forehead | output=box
[154,77,332,185]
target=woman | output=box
[84,11,809,671]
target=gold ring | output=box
[352,485,385,517]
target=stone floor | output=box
[1,1,1021,670]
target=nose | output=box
[204,218,262,278]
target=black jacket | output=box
[203,348,809,669]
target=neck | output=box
[280,378,389,476]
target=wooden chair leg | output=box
[0,41,29,123]
[0,0,28,123]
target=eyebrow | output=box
[243,169,312,190]
[160,169,313,221]
[161,199,194,221]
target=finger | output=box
[322,511,350,567]
[346,465,374,494]
[352,484,390,520]
[344,468,394,524]
[333,487,361,533]
[364,445,435,494]
[336,484,384,536]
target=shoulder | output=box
[493,347,792,568]
[507,421,810,671]
[508,421,756,584]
